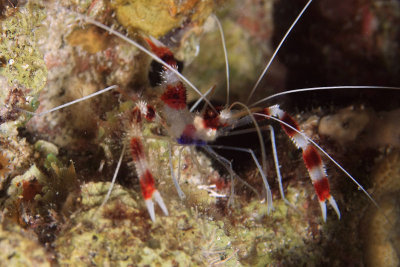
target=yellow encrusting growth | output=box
[66,26,110,54]
[110,0,214,38]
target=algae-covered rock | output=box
[0,223,50,266]
[55,182,239,266]
[318,106,370,145]
[0,126,34,190]
[0,1,47,94]
[53,172,331,266]
[3,142,78,246]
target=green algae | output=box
[34,140,59,158]
[0,1,47,94]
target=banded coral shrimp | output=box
[1,0,400,265]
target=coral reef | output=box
[363,150,400,267]
[0,0,399,266]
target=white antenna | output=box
[246,0,313,104]
[212,14,230,105]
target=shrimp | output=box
[1,0,399,265]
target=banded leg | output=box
[130,137,168,221]
[130,101,168,221]
[264,105,340,221]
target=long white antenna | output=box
[250,85,400,107]
[212,14,230,105]
[20,85,118,116]
[246,0,313,104]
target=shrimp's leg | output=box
[130,136,168,222]
[129,102,168,221]
[264,105,340,221]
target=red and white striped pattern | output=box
[264,104,340,221]
[145,38,191,139]
[128,102,168,222]
[145,38,216,144]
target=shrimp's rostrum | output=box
[2,0,400,265]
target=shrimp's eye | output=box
[148,59,184,87]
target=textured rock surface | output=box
[363,150,400,267]
[0,223,50,266]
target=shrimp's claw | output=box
[140,173,169,221]
[318,196,340,222]
[328,195,341,220]
[154,190,169,217]
[145,198,156,222]
[313,177,341,222]
[319,200,327,222]
[144,190,168,222]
